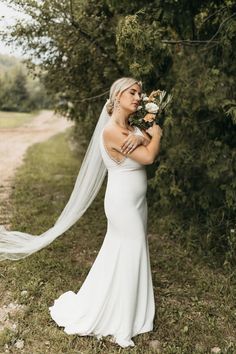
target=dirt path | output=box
[0,110,73,224]
[0,111,73,339]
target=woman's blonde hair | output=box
[106,77,142,115]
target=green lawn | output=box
[0,111,36,128]
[0,129,235,353]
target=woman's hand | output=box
[146,122,163,138]
[120,134,146,154]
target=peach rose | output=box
[143,113,156,122]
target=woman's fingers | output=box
[121,138,133,152]
[120,134,145,154]
[121,142,136,154]
[127,145,136,154]
[125,143,137,154]
[120,137,129,151]
[121,138,138,153]
[146,123,163,137]
[121,135,142,152]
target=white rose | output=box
[143,96,149,102]
[137,105,142,111]
[145,102,159,114]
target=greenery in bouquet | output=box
[129,89,172,130]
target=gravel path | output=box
[0,110,73,341]
[0,110,73,223]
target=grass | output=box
[0,111,36,128]
[0,129,235,354]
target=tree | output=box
[0,54,52,111]
[1,0,235,264]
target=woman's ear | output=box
[115,91,121,101]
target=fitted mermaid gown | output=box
[49,126,155,348]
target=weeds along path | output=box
[0,110,73,225]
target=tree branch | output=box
[161,39,219,46]
[162,12,235,48]
[73,89,110,102]
[206,13,236,46]
[69,0,123,75]
[200,6,228,27]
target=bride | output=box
[50,77,163,348]
[0,77,162,348]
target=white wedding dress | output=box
[49,126,155,348]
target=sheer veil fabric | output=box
[0,103,110,261]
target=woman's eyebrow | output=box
[130,88,141,94]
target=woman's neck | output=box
[111,109,130,130]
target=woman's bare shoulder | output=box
[103,124,125,149]
[103,123,119,138]
[103,123,116,134]
[103,123,128,140]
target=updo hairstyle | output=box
[106,77,142,115]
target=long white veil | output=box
[0,103,109,261]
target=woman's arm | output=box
[103,123,162,165]
[120,134,150,154]
[128,124,162,164]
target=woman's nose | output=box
[135,93,141,101]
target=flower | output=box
[143,113,156,122]
[129,87,172,130]
[145,102,159,114]
[148,90,161,102]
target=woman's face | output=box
[117,83,142,114]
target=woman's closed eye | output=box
[130,91,141,99]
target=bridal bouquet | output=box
[129,89,172,129]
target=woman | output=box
[49,78,163,348]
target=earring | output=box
[114,99,120,111]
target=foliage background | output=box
[1,0,235,265]
[0,54,51,111]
